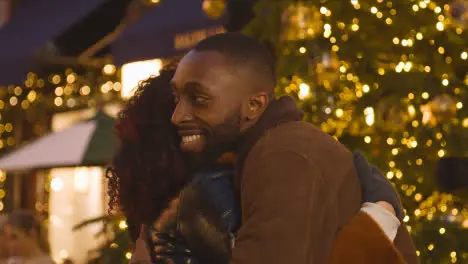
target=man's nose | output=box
[171,101,192,126]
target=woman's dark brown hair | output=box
[106,68,187,241]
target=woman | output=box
[107,68,408,264]
[3,210,54,264]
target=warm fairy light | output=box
[296,83,310,100]
[438,149,445,157]
[335,108,344,117]
[436,21,444,30]
[27,91,37,102]
[462,52,468,60]
[362,84,370,93]
[364,136,371,143]
[323,24,332,38]
[319,7,331,16]
[110,243,119,249]
[80,86,91,96]
[0,171,5,212]
[0,1,464,262]
[119,220,128,230]
[462,118,468,127]
[102,64,117,75]
[55,87,63,96]
[463,220,468,228]
[54,97,63,107]
[386,171,394,179]
[9,97,18,106]
[66,74,76,84]
[364,107,375,125]
[125,252,132,260]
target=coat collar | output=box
[235,96,304,175]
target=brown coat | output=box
[329,211,405,264]
[231,120,419,264]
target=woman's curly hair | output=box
[106,68,188,241]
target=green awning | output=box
[0,112,117,171]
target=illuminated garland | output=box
[0,62,121,213]
[244,0,468,263]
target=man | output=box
[171,32,418,263]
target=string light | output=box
[0,63,120,214]
[257,0,468,262]
[119,220,128,230]
[0,63,120,146]
[0,0,465,261]
[0,171,6,212]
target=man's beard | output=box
[188,113,241,169]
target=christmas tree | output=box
[73,214,132,264]
[244,0,468,263]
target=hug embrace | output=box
[107,33,419,264]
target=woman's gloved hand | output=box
[178,185,232,264]
[353,151,404,220]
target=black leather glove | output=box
[353,151,404,220]
[178,185,232,264]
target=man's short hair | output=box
[193,32,276,95]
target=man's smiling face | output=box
[170,50,245,158]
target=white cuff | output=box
[360,202,401,242]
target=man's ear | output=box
[242,92,269,121]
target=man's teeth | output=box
[182,135,201,143]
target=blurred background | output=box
[0,0,467,263]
